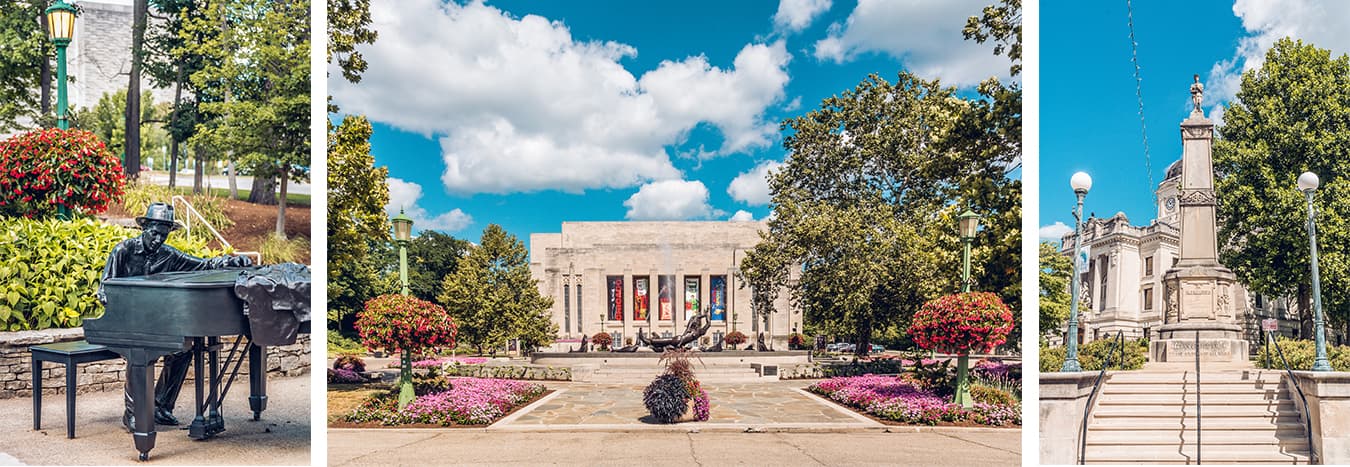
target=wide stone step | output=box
[1084,444,1310,464]
[1087,419,1304,431]
[1092,403,1296,418]
[1102,384,1288,395]
[1106,372,1285,384]
[1096,394,1292,405]
[1086,429,1310,446]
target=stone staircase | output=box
[1083,367,1312,464]
[583,365,768,384]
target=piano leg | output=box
[126,350,158,461]
[249,343,268,421]
[207,337,223,436]
[188,338,209,440]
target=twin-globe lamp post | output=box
[1062,171,1092,372]
[954,210,981,408]
[1298,172,1333,372]
[45,0,77,131]
[391,209,414,406]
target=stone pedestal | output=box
[1039,371,1099,464]
[1289,371,1350,464]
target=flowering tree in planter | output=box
[590,332,612,351]
[0,128,125,219]
[356,294,457,409]
[908,291,1013,408]
[724,331,747,348]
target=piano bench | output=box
[30,340,121,439]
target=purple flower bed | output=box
[808,374,1020,426]
[411,357,489,368]
[327,368,363,384]
[344,377,545,426]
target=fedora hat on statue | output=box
[135,202,181,231]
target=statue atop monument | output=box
[1190,74,1204,116]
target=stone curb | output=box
[328,425,1019,434]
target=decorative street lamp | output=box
[1063,171,1092,372]
[45,0,77,130]
[392,209,413,295]
[1298,172,1332,372]
[390,208,414,406]
[955,209,981,408]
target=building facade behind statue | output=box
[530,221,800,349]
[1055,160,1345,348]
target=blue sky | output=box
[1039,0,1350,243]
[330,0,1016,245]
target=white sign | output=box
[1261,319,1278,332]
[1076,245,1091,272]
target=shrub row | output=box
[1256,336,1350,371]
[1039,337,1147,372]
[0,217,218,331]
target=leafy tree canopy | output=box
[438,224,555,355]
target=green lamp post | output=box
[1063,171,1092,372]
[954,209,981,408]
[1298,172,1333,372]
[391,209,415,407]
[45,0,77,130]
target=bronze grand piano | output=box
[85,267,310,461]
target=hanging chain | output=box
[1127,0,1156,207]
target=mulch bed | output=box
[806,388,1022,429]
[326,386,554,429]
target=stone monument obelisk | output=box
[1150,75,1248,363]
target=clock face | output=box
[1166,197,1177,211]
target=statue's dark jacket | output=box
[98,237,238,303]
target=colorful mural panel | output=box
[659,275,673,320]
[710,275,726,321]
[634,277,650,321]
[684,277,700,319]
[607,276,623,320]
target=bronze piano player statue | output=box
[85,203,310,461]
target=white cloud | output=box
[1207,0,1350,118]
[1039,222,1073,241]
[331,0,792,195]
[813,0,1012,88]
[774,0,832,34]
[727,160,783,206]
[623,180,719,220]
[385,178,474,233]
[729,210,756,221]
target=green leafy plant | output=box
[0,128,125,218]
[1039,338,1147,372]
[970,384,1017,406]
[1256,336,1350,371]
[0,217,216,331]
[328,329,365,355]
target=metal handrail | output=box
[1267,330,1318,465]
[170,195,261,263]
[1078,331,1125,464]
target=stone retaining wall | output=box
[0,328,310,399]
[434,364,571,381]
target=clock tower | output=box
[1155,160,1181,225]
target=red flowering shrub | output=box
[0,128,125,218]
[724,331,748,346]
[590,332,612,350]
[908,292,1014,356]
[355,294,457,354]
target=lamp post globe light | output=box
[45,0,77,130]
[954,209,981,408]
[1299,172,1333,372]
[1063,171,1092,372]
[390,209,415,406]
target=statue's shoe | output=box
[155,407,180,426]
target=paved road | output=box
[0,375,311,465]
[327,430,1022,466]
[141,171,312,196]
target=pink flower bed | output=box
[808,374,1020,426]
[402,378,545,425]
[411,357,489,368]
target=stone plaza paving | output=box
[495,381,877,430]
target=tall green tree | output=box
[124,0,149,180]
[1215,38,1350,334]
[145,0,210,189]
[186,0,310,235]
[438,225,555,355]
[80,89,171,165]
[327,115,389,331]
[403,231,471,303]
[1040,241,1072,338]
[0,2,53,132]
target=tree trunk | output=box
[275,164,289,237]
[168,63,184,190]
[193,145,205,194]
[1298,283,1313,339]
[227,159,238,199]
[124,0,148,181]
[38,13,51,116]
[248,173,278,205]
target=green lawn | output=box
[156,184,311,206]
